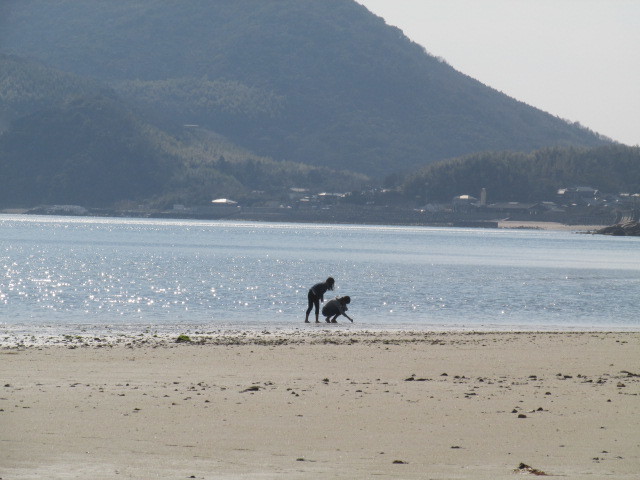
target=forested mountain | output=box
[1,0,610,182]
[0,55,366,207]
[0,94,176,206]
[0,54,112,123]
[402,145,640,204]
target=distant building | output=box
[289,188,309,201]
[452,195,478,212]
[452,194,478,204]
[317,192,344,205]
[212,198,238,205]
[486,202,549,216]
[557,186,599,204]
[419,203,449,213]
[34,205,89,216]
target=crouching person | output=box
[322,296,353,323]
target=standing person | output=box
[322,296,353,323]
[305,277,335,323]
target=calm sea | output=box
[1,215,638,335]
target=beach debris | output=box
[517,414,527,419]
[403,374,428,382]
[392,460,408,464]
[514,463,549,475]
[176,334,192,343]
[240,385,260,393]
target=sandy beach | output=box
[497,220,602,232]
[1,330,638,479]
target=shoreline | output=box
[497,220,600,231]
[3,211,604,232]
[2,331,638,479]
[3,326,640,349]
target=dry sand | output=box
[497,221,601,232]
[1,331,638,479]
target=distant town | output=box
[15,185,640,229]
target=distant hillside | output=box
[1,0,610,178]
[0,94,176,206]
[0,54,113,126]
[0,55,366,208]
[402,145,640,204]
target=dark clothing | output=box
[305,282,331,316]
[306,289,321,316]
[309,282,330,300]
[304,279,334,321]
[322,298,348,317]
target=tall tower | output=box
[480,188,487,206]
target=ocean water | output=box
[1,214,639,334]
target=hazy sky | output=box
[356,0,639,146]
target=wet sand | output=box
[1,331,638,479]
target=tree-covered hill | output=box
[0,54,113,125]
[0,94,176,206]
[0,55,367,208]
[1,0,610,178]
[402,145,640,204]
